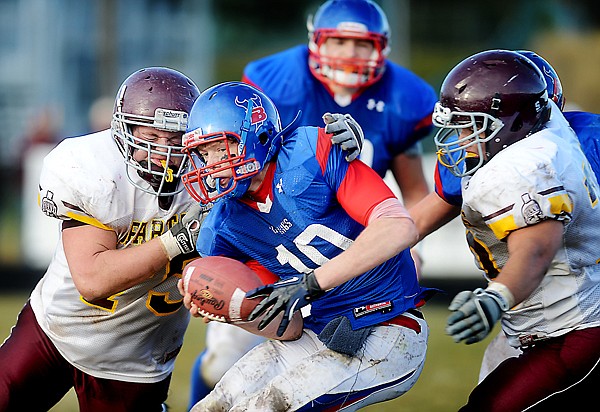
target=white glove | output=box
[446,285,513,344]
[159,203,212,260]
[323,112,365,162]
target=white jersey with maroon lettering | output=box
[30,129,195,383]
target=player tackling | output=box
[0,67,207,411]
[433,50,600,410]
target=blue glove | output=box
[246,271,325,337]
[446,288,509,344]
[323,112,364,162]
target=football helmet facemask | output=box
[433,49,550,177]
[181,82,284,204]
[112,67,200,196]
[308,0,390,88]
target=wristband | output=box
[485,281,516,310]
[159,231,181,260]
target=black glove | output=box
[246,271,325,337]
[159,203,212,260]
[323,112,365,162]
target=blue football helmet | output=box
[516,50,565,110]
[182,82,283,203]
[308,0,390,88]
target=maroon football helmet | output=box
[433,49,550,176]
[112,67,200,196]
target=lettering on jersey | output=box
[367,99,385,113]
[270,218,293,234]
[353,301,393,319]
[125,221,148,245]
[120,214,180,246]
[150,220,165,239]
[276,178,284,194]
[80,292,124,313]
[521,193,544,225]
[466,230,500,278]
[41,190,59,218]
[234,93,267,132]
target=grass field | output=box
[0,293,499,411]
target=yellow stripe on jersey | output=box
[66,211,113,231]
[488,214,518,240]
[548,193,573,215]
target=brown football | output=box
[182,256,303,341]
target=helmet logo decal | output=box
[235,94,267,131]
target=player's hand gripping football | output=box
[159,203,212,260]
[246,271,325,337]
[323,112,364,162]
[446,287,511,344]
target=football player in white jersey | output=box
[0,67,208,411]
[434,50,600,410]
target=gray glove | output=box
[446,288,510,344]
[159,203,212,260]
[323,112,364,162]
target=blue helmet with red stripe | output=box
[182,82,283,203]
[308,0,390,88]
[517,50,565,110]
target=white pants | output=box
[202,321,267,387]
[478,329,522,383]
[193,316,429,412]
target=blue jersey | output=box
[196,126,430,334]
[243,45,437,177]
[434,111,600,207]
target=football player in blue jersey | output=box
[187,0,437,406]
[242,0,436,210]
[179,81,434,411]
